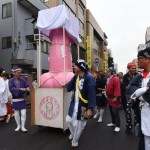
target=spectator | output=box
[9,68,30,132]
[0,70,7,121]
[106,67,121,132]
[1,72,14,123]
[122,62,138,133]
[93,70,106,122]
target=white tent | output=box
[36,5,80,43]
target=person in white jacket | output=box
[1,72,13,123]
[0,74,7,121]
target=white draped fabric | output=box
[0,77,7,116]
[36,5,80,43]
[5,79,12,100]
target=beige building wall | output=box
[86,9,108,71]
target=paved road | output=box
[0,107,138,150]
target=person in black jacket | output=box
[122,62,138,133]
[93,70,106,122]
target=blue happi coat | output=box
[126,74,150,104]
[67,72,96,120]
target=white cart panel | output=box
[34,88,72,130]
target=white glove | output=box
[131,87,148,100]
[138,96,145,101]
[134,87,148,97]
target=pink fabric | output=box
[40,28,74,88]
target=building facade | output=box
[86,9,108,71]
[0,0,108,76]
[145,26,150,48]
[0,0,49,74]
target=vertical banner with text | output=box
[86,35,91,69]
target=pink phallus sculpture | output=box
[40,27,74,88]
[36,5,80,88]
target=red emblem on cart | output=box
[39,96,60,120]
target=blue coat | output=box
[67,72,96,120]
[126,74,150,104]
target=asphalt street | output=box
[0,107,138,150]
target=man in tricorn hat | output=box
[66,59,96,148]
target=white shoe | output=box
[68,134,73,140]
[93,112,99,119]
[107,123,116,127]
[97,117,102,122]
[15,126,21,131]
[21,127,27,132]
[71,142,78,148]
[114,127,120,132]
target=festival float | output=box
[31,5,80,131]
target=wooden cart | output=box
[31,88,72,131]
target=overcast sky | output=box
[86,0,150,73]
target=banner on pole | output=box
[86,35,91,68]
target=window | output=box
[2,3,12,19]
[79,20,84,29]
[2,37,12,49]
[46,42,50,54]
[78,3,84,15]
[93,37,100,46]
[62,1,76,16]
[41,41,50,54]
[79,35,84,43]
[26,36,36,50]
[93,49,100,57]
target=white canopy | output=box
[36,5,80,43]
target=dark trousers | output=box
[125,101,140,131]
[109,105,120,127]
[138,133,145,150]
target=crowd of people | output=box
[66,47,150,150]
[1,47,150,150]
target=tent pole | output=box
[63,26,66,86]
[37,30,41,86]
